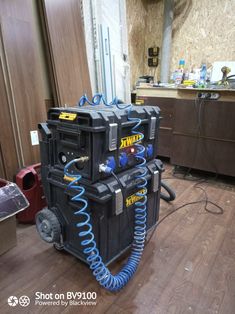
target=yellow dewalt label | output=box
[126,188,145,207]
[59,112,77,121]
[120,134,142,148]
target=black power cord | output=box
[160,181,176,202]
[111,171,123,187]
[111,167,224,246]
[146,175,224,244]
[110,171,176,239]
[112,171,176,203]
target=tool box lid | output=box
[47,105,160,130]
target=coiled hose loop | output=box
[65,95,148,291]
[78,93,120,107]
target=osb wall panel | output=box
[143,0,164,83]
[127,0,163,88]
[171,0,235,71]
[126,0,147,89]
[127,0,235,87]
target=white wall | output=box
[82,0,130,103]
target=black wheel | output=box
[53,242,64,251]
[36,208,61,243]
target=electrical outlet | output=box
[148,57,158,67]
[148,47,159,57]
[210,93,220,100]
[197,92,220,100]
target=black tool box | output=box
[38,105,160,184]
[40,159,163,265]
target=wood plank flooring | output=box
[0,164,235,314]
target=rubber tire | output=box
[160,181,176,202]
[36,208,61,243]
[53,243,64,251]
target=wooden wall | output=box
[0,0,91,180]
[143,0,164,82]
[0,60,19,179]
[126,0,163,89]
[41,0,92,106]
[171,0,235,71]
[0,0,49,179]
[126,0,148,89]
[127,0,235,88]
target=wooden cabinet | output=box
[136,96,174,157]
[136,87,235,177]
[172,99,235,176]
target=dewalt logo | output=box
[120,134,142,149]
[126,188,145,207]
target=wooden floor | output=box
[0,164,235,314]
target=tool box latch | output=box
[149,117,156,139]
[109,123,118,151]
[152,170,159,192]
[114,188,123,215]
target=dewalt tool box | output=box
[40,159,163,265]
[39,105,160,184]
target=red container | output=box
[16,163,47,223]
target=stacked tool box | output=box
[36,104,162,264]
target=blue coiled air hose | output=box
[64,95,148,291]
[78,93,119,107]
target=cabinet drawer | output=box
[174,99,235,141]
[158,128,172,158]
[171,133,235,176]
[137,97,174,128]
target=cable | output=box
[65,95,148,291]
[193,181,223,215]
[110,171,123,187]
[146,175,224,244]
[164,169,223,215]
[110,171,133,239]
[160,181,176,202]
[172,167,217,182]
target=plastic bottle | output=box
[174,59,185,85]
[200,64,207,84]
[184,69,189,81]
[179,59,185,70]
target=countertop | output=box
[135,85,235,101]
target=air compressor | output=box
[36,95,168,291]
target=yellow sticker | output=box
[59,112,77,121]
[135,99,144,105]
[126,188,146,207]
[63,175,77,182]
[120,134,142,148]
